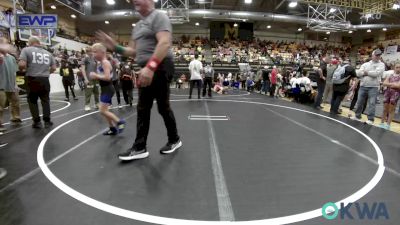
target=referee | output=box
[19,36,56,129]
[97,0,182,161]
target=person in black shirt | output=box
[60,61,78,101]
[314,56,330,109]
[119,64,134,106]
[261,66,270,95]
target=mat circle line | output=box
[37,99,385,225]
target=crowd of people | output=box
[172,36,352,66]
[181,46,400,133]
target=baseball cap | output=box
[372,49,382,56]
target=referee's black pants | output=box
[202,77,213,97]
[26,76,51,123]
[133,59,180,150]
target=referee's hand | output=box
[138,67,154,88]
[95,30,117,51]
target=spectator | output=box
[275,69,283,98]
[246,76,255,93]
[19,36,56,129]
[0,37,21,132]
[269,65,277,97]
[351,49,385,125]
[81,47,99,111]
[380,63,400,130]
[314,55,330,109]
[240,73,247,90]
[179,74,187,89]
[188,54,203,99]
[261,66,270,94]
[60,61,78,101]
[203,63,214,98]
[298,71,312,103]
[119,64,134,106]
[107,53,122,108]
[323,58,338,104]
[330,59,356,115]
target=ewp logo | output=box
[17,14,57,29]
[322,202,389,220]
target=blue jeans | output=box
[262,80,270,93]
[355,87,379,121]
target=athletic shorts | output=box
[384,89,400,105]
[100,93,113,105]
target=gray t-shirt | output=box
[132,10,174,65]
[19,46,55,77]
[0,54,18,92]
[82,56,97,80]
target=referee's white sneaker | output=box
[160,140,183,154]
[118,148,149,161]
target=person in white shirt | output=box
[350,49,385,124]
[275,70,283,98]
[299,73,312,93]
[188,54,203,99]
[227,72,232,84]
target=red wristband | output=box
[146,57,161,72]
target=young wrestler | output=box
[90,43,125,135]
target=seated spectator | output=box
[246,77,255,93]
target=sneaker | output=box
[73,97,78,101]
[32,122,42,129]
[94,104,99,110]
[118,104,123,109]
[117,119,126,133]
[118,148,149,161]
[0,142,8,148]
[11,118,22,125]
[379,123,386,129]
[350,116,362,122]
[84,105,91,111]
[64,98,69,101]
[315,106,323,110]
[160,140,183,154]
[365,120,374,125]
[103,127,118,136]
[0,168,7,180]
[44,121,54,128]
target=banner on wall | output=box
[15,14,57,46]
[384,45,398,54]
[210,22,254,41]
[17,14,58,29]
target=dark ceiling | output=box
[43,0,400,36]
